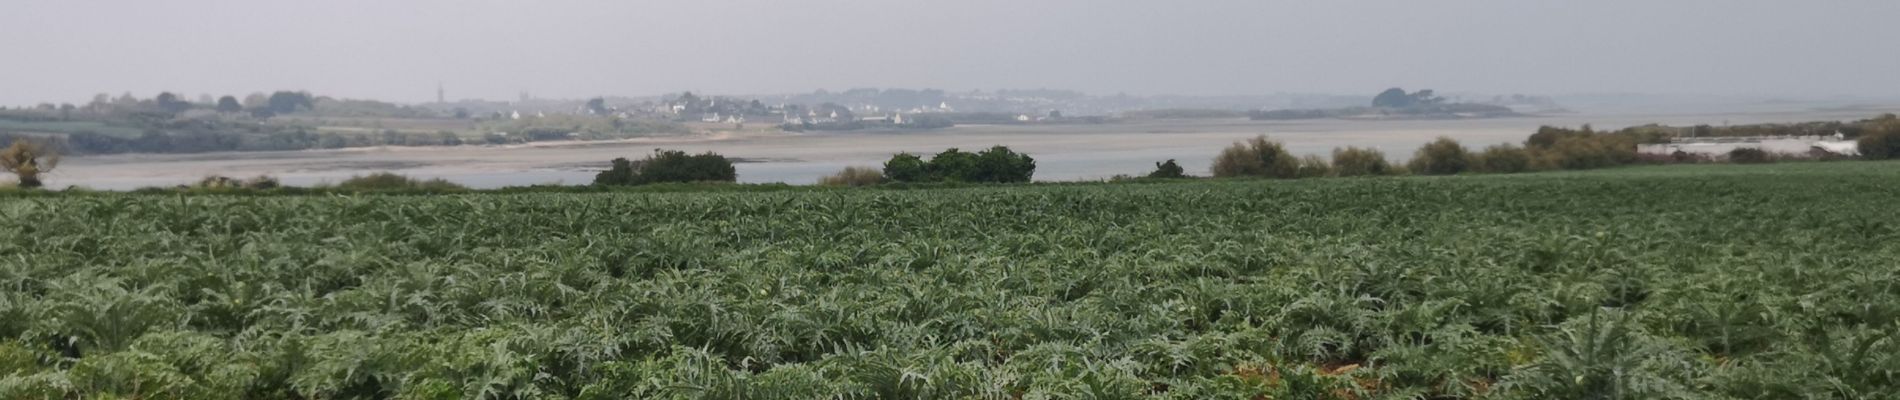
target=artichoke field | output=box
[1,163,1897,399]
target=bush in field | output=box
[1524,126,1641,170]
[0,138,60,188]
[882,146,1035,183]
[1727,147,1775,164]
[595,149,737,185]
[1330,147,1393,177]
[1472,144,1533,173]
[1148,159,1187,179]
[1536,134,1639,170]
[1406,137,1471,175]
[1859,123,1900,160]
[969,146,1036,183]
[1211,135,1299,178]
[336,172,465,191]
[819,166,884,187]
[882,153,929,182]
[1295,155,1332,178]
[925,149,979,181]
[1526,125,1591,149]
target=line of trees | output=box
[882,146,1035,183]
[593,149,738,186]
[1199,118,1898,182]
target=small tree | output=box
[1726,147,1774,164]
[1,138,59,188]
[1148,159,1187,179]
[215,96,243,113]
[586,98,609,115]
[594,157,636,185]
[266,91,314,114]
[971,146,1035,183]
[1331,147,1393,177]
[155,92,192,114]
[1406,137,1471,175]
[927,148,980,182]
[1211,135,1299,178]
[883,153,929,183]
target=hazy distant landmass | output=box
[1249,88,1534,121]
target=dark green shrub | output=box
[882,153,928,182]
[883,146,1035,183]
[1330,147,1393,177]
[1406,137,1471,175]
[1859,126,1900,160]
[1727,148,1775,164]
[925,148,979,182]
[1147,159,1187,179]
[1211,135,1298,178]
[970,146,1036,183]
[595,149,736,185]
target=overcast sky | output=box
[2,0,1895,105]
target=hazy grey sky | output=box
[3,0,1895,105]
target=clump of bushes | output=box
[882,146,1035,183]
[1859,118,1900,160]
[1330,147,1394,177]
[336,172,465,191]
[1534,132,1638,170]
[1211,135,1298,178]
[1148,159,1187,178]
[1406,137,1471,175]
[1726,147,1776,164]
[1472,144,1532,173]
[1295,155,1332,178]
[819,166,884,187]
[595,149,737,185]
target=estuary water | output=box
[43,105,1895,190]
